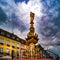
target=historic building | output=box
[0,29,25,58]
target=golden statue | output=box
[30,12,35,23]
[26,12,39,45]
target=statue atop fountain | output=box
[26,12,39,45]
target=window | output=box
[6,40,10,46]
[16,51,19,58]
[17,44,20,48]
[12,42,15,46]
[0,38,4,44]
[12,42,15,48]
[0,48,3,53]
[16,38,19,41]
[12,36,15,39]
[1,32,5,35]
[6,48,10,55]
[7,34,10,37]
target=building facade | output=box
[0,29,25,58]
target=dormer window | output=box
[1,32,5,35]
[16,38,19,41]
[12,36,15,39]
[7,34,10,37]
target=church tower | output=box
[26,12,39,45]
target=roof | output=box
[0,29,25,44]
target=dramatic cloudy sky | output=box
[0,0,60,56]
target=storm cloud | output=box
[37,0,60,46]
[0,0,60,56]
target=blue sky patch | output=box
[14,0,29,3]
